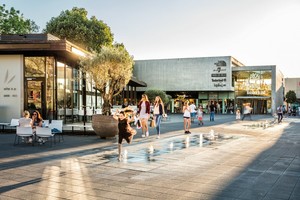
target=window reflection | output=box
[234,71,272,97]
[25,57,46,77]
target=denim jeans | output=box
[155,114,162,134]
[210,111,215,121]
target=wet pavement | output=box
[0,114,299,200]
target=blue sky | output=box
[2,0,300,77]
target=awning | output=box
[236,96,271,99]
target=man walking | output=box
[277,105,283,123]
[242,103,252,121]
[209,101,215,121]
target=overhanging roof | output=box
[129,76,147,87]
[0,34,91,66]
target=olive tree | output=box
[145,89,170,104]
[80,45,134,115]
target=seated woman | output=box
[19,110,32,127]
[32,110,45,143]
[31,110,43,128]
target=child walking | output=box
[197,106,204,126]
[236,109,241,120]
[113,110,136,161]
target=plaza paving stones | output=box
[0,114,299,199]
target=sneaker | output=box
[184,131,188,134]
[142,134,145,138]
[187,131,191,134]
[146,131,149,137]
[156,135,160,139]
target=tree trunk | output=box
[102,99,111,116]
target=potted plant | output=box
[80,45,134,138]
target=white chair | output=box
[42,120,50,127]
[86,108,93,122]
[14,126,34,146]
[78,109,84,121]
[95,109,102,114]
[58,109,64,119]
[66,109,72,121]
[49,120,63,142]
[9,118,19,131]
[35,127,55,146]
[73,108,79,121]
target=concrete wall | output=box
[0,55,24,122]
[133,56,234,92]
[285,78,300,99]
[274,67,284,111]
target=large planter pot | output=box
[92,114,118,138]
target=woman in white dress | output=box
[137,94,151,137]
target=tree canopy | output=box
[80,45,134,115]
[44,7,114,52]
[145,89,171,105]
[0,4,39,34]
[285,90,297,104]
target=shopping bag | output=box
[150,119,156,128]
[136,119,141,129]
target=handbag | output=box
[150,119,156,128]
[136,119,141,129]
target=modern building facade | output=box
[284,78,300,110]
[285,78,300,100]
[133,56,284,114]
[0,34,145,123]
[0,33,286,123]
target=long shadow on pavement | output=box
[211,121,300,200]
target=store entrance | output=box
[237,98,269,114]
[25,78,46,118]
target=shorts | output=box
[118,132,132,144]
[191,112,196,118]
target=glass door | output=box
[25,78,46,118]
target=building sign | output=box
[2,70,18,98]
[211,60,227,88]
[0,55,22,122]
[246,72,269,96]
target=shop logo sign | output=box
[211,60,227,87]
[2,69,17,98]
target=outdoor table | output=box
[0,123,10,133]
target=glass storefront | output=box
[24,56,102,123]
[25,57,55,119]
[233,70,272,114]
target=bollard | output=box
[148,145,154,154]
[169,142,174,150]
[185,136,190,148]
[199,133,203,147]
